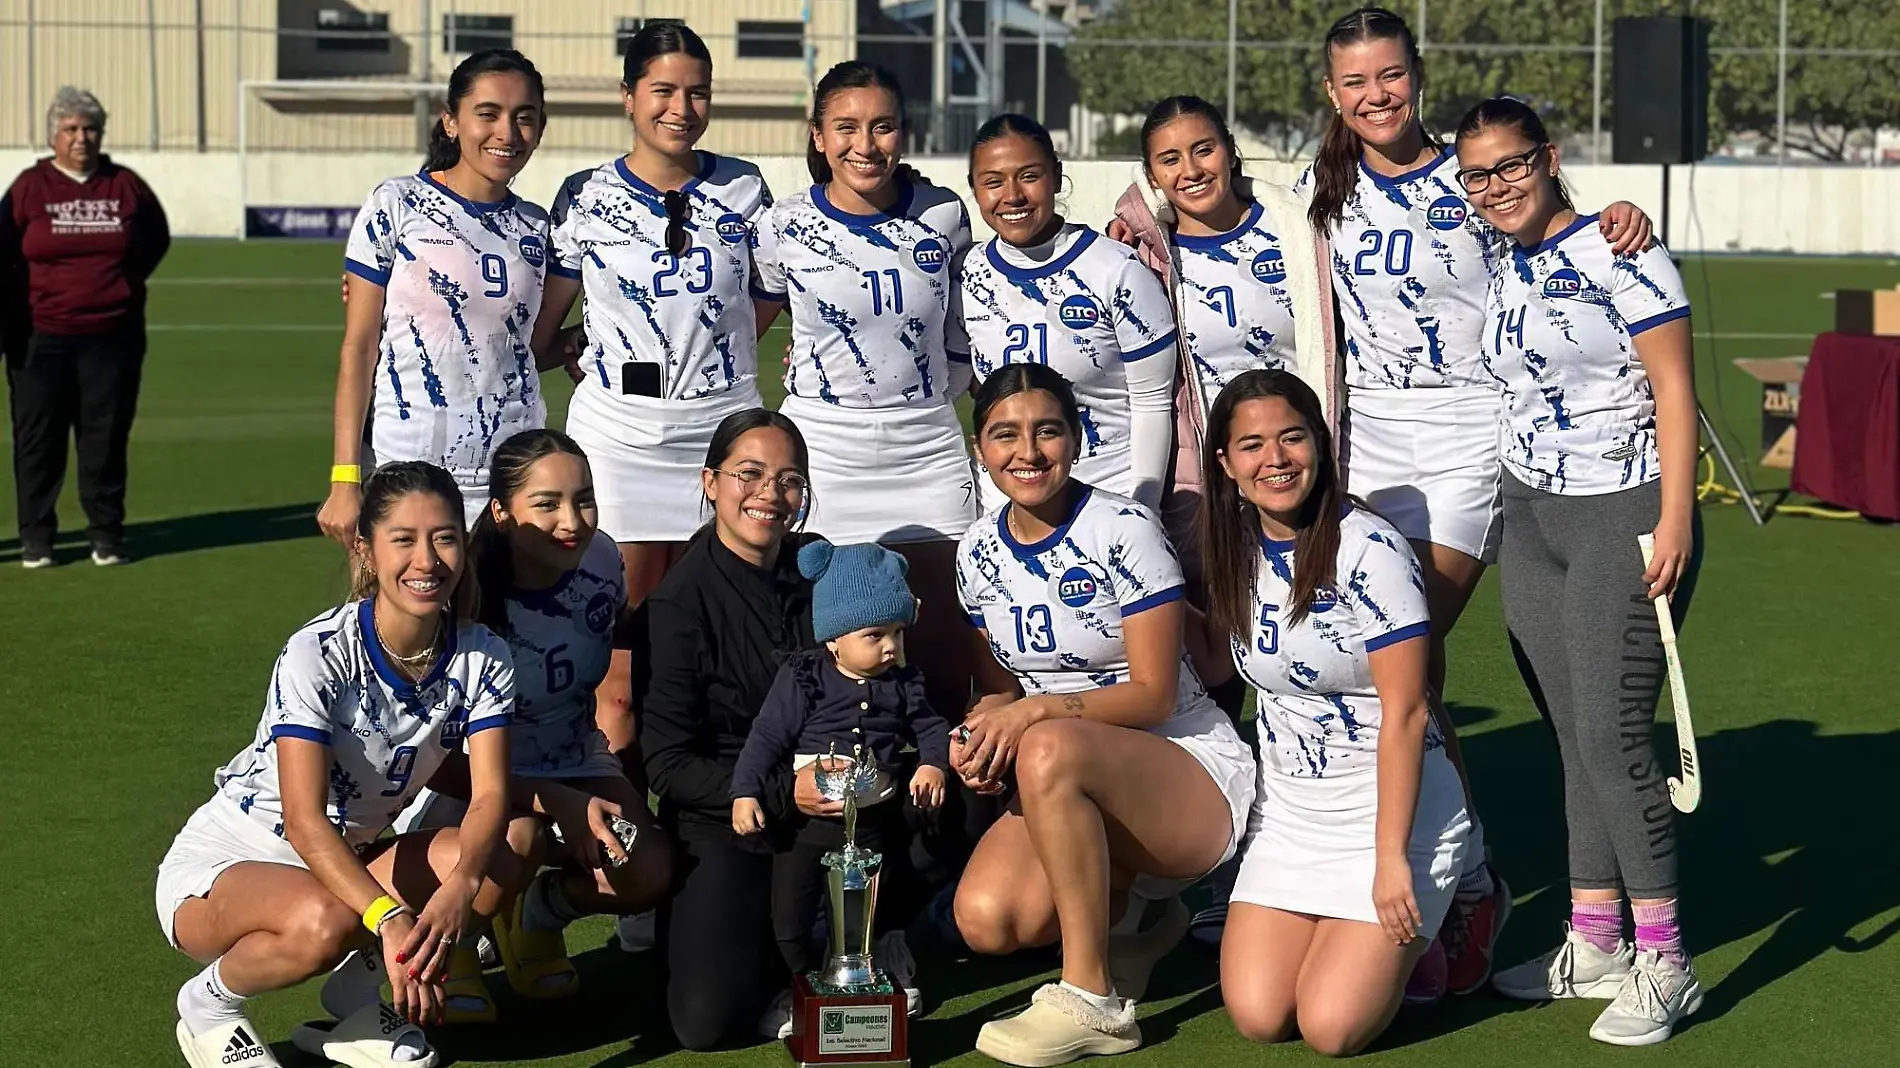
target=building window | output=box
[443,14,513,54]
[736,20,804,59]
[314,9,391,53]
[616,17,683,57]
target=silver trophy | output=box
[811,740,889,991]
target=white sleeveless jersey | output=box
[1174,198,1299,404]
[1483,215,1691,496]
[957,485,1226,738]
[345,173,550,483]
[498,532,627,774]
[549,153,771,402]
[213,602,515,847]
[1298,151,1501,392]
[954,224,1177,466]
[1233,508,1443,780]
[753,181,972,407]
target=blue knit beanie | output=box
[798,539,918,643]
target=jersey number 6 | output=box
[545,643,575,694]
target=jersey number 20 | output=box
[1352,230,1414,277]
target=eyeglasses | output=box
[1454,144,1548,195]
[713,468,809,495]
[663,189,691,257]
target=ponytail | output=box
[421,48,545,176]
[423,118,460,173]
[1307,6,1429,233]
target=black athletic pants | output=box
[7,324,146,547]
[772,799,920,976]
[661,825,782,1051]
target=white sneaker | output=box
[758,987,795,1040]
[876,930,922,1016]
[1589,950,1703,1046]
[616,910,656,953]
[1493,926,1634,1001]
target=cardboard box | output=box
[1732,356,1806,469]
[1834,286,1900,335]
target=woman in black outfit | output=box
[638,408,837,1050]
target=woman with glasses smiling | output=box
[1454,96,1703,1047]
[534,21,778,777]
[635,409,842,1051]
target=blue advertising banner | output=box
[246,206,360,239]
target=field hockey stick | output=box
[1638,533,1702,813]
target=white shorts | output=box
[1231,749,1471,938]
[1131,712,1258,899]
[155,797,309,949]
[565,381,763,543]
[780,393,978,544]
[1343,386,1503,564]
[976,447,1137,515]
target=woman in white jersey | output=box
[954,113,1177,514]
[1300,5,1654,998]
[318,50,553,540]
[950,365,1255,1067]
[1199,369,1470,1057]
[533,22,775,762]
[157,463,546,1068]
[402,429,673,1009]
[753,60,975,725]
[1456,98,1704,1046]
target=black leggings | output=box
[772,801,920,975]
[660,827,781,1051]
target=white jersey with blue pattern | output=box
[955,224,1177,467]
[549,153,771,402]
[213,602,515,847]
[344,172,549,484]
[753,180,972,408]
[1232,507,1441,780]
[499,532,627,775]
[1299,150,1501,392]
[957,485,1226,738]
[1174,198,1299,404]
[1482,215,1691,496]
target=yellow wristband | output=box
[361,894,403,934]
[331,464,362,485]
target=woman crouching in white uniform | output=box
[753,60,976,719]
[954,113,1178,515]
[156,462,540,1068]
[1198,369,1469,1056]
[950,364,1254,1067]
[532,21,773,762]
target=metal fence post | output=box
[1225,0,1237,125]
[148,0,162,149]
[25,0,36,149]
[1776,0,1788,163]
[1592,0,1604,162]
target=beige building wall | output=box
[0,0,853,158]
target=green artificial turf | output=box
[2,240,1896,1066]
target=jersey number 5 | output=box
[1256,603,1280,656]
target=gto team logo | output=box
[715,212,749,243]
[1058,294,1102,330]
[912,237,947,274]
[1426,195,1468,231]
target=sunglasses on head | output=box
[663,189,691,257]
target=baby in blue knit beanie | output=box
[731,539,951,835]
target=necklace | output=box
[374,607,443,673]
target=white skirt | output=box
[1130,713,1259,900]
[565,381,763,543]
[779,393,978,543]
[155,797,310,948]
[976,446,1138,516]
[1231,748,1470,938]
[1343,386,1503,564]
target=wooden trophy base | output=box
[784,971,910,1067]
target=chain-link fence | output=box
[4,1,1897,163]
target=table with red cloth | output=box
[1791,332,1900,521]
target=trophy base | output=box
[785,971,910,1067]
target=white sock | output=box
[521,872,584,934]
[319,949,384,1020]
[177,959,245,1036]
[391,1028,429,1062]
[1107,893,1150,937]
[1059,980,1124,1012]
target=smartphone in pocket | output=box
[621,361,663,398]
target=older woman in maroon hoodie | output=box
[2,86,169,568]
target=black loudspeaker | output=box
[1612,16,1710,165]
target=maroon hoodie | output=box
[1,155,170,335]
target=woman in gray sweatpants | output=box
[1452,97,1704,1048]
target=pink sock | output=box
[1632,900,1687,967]
[1571,899,1624,953]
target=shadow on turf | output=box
[0,501,321,564]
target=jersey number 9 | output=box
[481,253,509,298]
[380,745,419,797]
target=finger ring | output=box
[439,935,453,946]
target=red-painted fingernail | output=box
[395,951,408,963]
[408,969,418,980]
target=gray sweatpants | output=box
[1499,474,1702,899]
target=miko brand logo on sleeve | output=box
[912,237,948,273]
[1426,195,1468,230]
